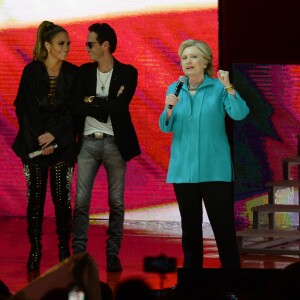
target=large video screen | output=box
[0,0,218,220]
[232,64,300,228]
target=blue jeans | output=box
[72,135,126,256]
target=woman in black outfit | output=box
[12,20,77,272]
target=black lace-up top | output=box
[48,75,58,106]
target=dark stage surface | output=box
[0,217,299,298]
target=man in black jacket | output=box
[71,23,141,272]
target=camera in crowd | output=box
[144,254,177,274]
[68,284,85,300]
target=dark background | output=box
[219,0,300,67]
[219,0,300,145]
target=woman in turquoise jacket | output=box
[159,39,249,270]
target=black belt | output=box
[87,132,110,139]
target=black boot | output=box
[27,239,42,271]
[50,163,73,262]
[24,163,47,271]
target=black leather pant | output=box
[24,162,73,270]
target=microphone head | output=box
[178,76,185,82]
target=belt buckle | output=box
[94,132,103,139]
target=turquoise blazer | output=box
[159,75,249,183]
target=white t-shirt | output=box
[83,68,114,136]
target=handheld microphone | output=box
[28,150,43,159]
[28,144,58,159]
[168,76,185,109]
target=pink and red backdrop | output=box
[0,7,219,218]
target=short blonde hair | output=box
[178,39,214,77]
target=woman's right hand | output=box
[41,144,57,156]
[166,94,179,109]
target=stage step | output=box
[252,204,300,229]
[252,204,300,213]
[237,228,300,239]
[239,134,300,256]
[265,180,300,187]
[237,228,300,256]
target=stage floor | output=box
[0,217,299,297]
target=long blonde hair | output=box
[178,39,214,77]
[33,21,67,62]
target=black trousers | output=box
[24,162,73,261]
[174,182,240,269]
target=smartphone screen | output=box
[68,285,85,300]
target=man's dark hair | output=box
[88,23,117,53]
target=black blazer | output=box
[72,58,141,162]
[12,60,78,165]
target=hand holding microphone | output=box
[28,149,44,159]
[28,143,58,159]
[28,132,57,159]
[168,76,185,109]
